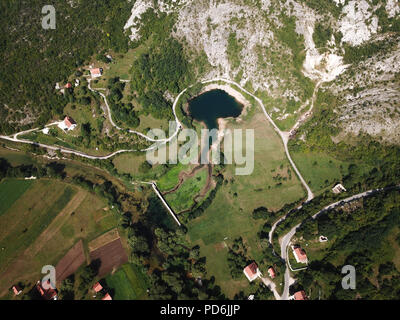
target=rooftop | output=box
[93,282,103,293]
[293,247,308,263]
[243,262,259,281]
[294,290,307,300]
[102,293,112,301]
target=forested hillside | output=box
[295,189,400,299]
[0,0,132,134]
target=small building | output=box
[65,82,72,89]
[248,295,255,300]
[243,262,260,282]
[319,235,328,243]
[332,183,347,194]
[268,267,276,279]
[93,282,103,293]
[102,293,112,300]
[294,290,307,300]
[12,285,22,296]
[90,68,103,78]
[36,280,58,300]
[75,79,80,87]
[24,176,37,180]
[292,246,308,264]
[58,116,77,131]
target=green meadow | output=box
[187,110,305,298]
[164,167,208,213]
[105,263,149,300]
[0,179,34,216]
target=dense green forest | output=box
[108,77,141,128]
[130,37,192,121]
[0,0,132,134]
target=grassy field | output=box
[222,111,305,211]
[291,150,373,194]
[112,149,179,184]
[0,180,76,273]
[105,263,149,300]
[0,179,34,216]
[0,176,123,296]
[63,102,102,135]
[135,113,170,134]
[0,147,150,299]
[164,167,208,213]
[92,45,151,84]
[112,152,148,176]
[0,150,34,166]
[157,163,192,191]
[291,151,350,194]
[186,108,305,297]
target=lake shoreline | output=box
[199,83,251,117]
[183,82,251,120]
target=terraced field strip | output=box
[28,190,87,256]
[88,228,120,252]
[0,181,76,293]
[0,183,76,271]
[89,238,129,278]
[88,229,129,277]
[0,179,34,216]
[55,240,86,283]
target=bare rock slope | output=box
[125,0,400,144]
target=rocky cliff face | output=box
[125,0,400,144]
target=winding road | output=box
[1,77,323,299]
[88,79,183,143]
[1,78,315,202]
[2,76,392,301]
[276,184,400,300]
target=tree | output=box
[139,161,152,174]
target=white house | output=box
[332,183,347,194]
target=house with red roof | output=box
[93,282,103,293]
[64,82,72,89]
[36,280,58,300]
[268,267,276,279]
[243,262,261,282]
[294,290,307,300]
[12,285,22,296]
[102,293,112,300]
[90,68,103,78]
[58,116,77,131]
[292,246,308,264]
